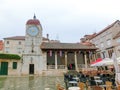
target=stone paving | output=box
[0,76,64,90]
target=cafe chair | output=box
[78,82,85,90]
[105,81,112,90]
[57,83,65,90]
[92,86,103,90]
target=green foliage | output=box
[0,53,21,60]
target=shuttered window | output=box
[13,62,17,69]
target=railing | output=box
[57,65,65,69]
[77,64,85,68]
[47,65,66,69]
[47,65,55,69]
[47,64,97,70]
[77,64,97,70]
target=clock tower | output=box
[22,15,44,75]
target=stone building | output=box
[81,20,120,59]
[0,40,4,53]
[2,15,97,76]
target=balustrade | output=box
[47,65,65,69]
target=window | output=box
[102,51,106,58]
[17,48,22,54]
[13,62,17,69]
[108,49,113,58]
[18,41,21,45]
[5,47,10,53]
[6,41,9,44]
[117,38,120,43]
[95,44,98,48]
[107,39,111,46]
[101,42,104,47]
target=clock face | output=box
[27,26,39,36]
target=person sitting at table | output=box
[100,74,107,84]
[80,74,87,83]
[89,77,96,86]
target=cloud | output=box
[0,0,120,42]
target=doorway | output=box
[29,64,34,74]
[0,62,8,75]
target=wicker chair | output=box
[56,83,65,90]
[117,85,120,90]
[78,82,85,90]
[116,81,120,90]
[105,81,112,90]
[92,86,103,90]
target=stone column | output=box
[45,52,47,70]
[89,54,92,64]
[84,51,87,68]
[74,51,78,71]
[93,52,96,61]
[65,51,67,70]
[55,51,57,69]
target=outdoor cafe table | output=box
[68,87,80,90]
[94,76,100,80]
[68,81,80,90]
[72,77,79,82]
[94,80,103,85]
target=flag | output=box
[49,50,52,56]
[59,50,62,57]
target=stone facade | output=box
[1,16,97,76]
[84,20,120,58]
[4,36,25,55]
[0,59,21,75]
[0,40,4,53]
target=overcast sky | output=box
[0,0,120,43]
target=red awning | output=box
[91,58,102,64]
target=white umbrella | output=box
[91,58,113,67]
[91,57,120,67]
[90,58,102,67]
[101,58,114,66]
[112,53,120,85]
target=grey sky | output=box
[0,0,120,42]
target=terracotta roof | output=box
[113,31,120,39]
[85,33,97,40]
[4,36,49,41]
[26,19,40,25]
[26,15,40,25]
[40,42,97,50]
[42,37,49,41]
[90,20,120,39]
[4,36,25,40]
[80,42,95,46]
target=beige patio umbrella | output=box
[112,53,120,85]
